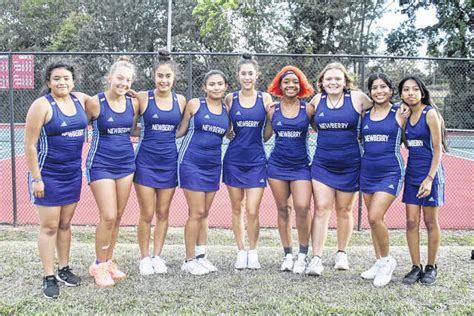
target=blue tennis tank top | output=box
[268,101,310,168]
[405,105,445,185]
[361,106,404,177]
[223,91,266,166]
[86,92,135,171]
[178,97,229,166]
[38,94,87,174]
[135,90,181,166]
[313,91,361,167]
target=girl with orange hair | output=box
[265,65,315,274]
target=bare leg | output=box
[268,178,292,248]
[406,204,422,266]
[135,183,156,258]
[37,206,61,276]
[245,187,264,250]
[423,206,441,265]
[56,203,78,268]
[311,180,336,257]
[334,190,357,252]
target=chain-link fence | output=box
[1,52,473,229]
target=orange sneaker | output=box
[89,262,115,287]
[107,260,126,281]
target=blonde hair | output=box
[317,62,356,93]
[108,56,136,81]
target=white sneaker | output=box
[234,250,248,270]
[373,256,397,287]
[247,249,261,270]
[334,251,349,270]
[361,260,382,280]
[280,253,294,272]
[139,257,154,276]
[306,256,324,276]
[197,257,218,272]
[292,253,307,274]
[151,256,168,274]
[181,260,209,275]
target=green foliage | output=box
[191,0,238,52]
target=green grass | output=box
[0,226,473,314]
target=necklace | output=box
[327,93,343,109]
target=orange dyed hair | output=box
[267,65,314,98]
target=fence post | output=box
[357,55,366,231]
[186,54,193,100]
[8,52,18,227]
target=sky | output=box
[375,2,438,54]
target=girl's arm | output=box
[130,97,141,137]
[176,98,199,138]
[416,109,443,198]
[263,105,275,142]
[85,95,100,122]
[24,99,50,198]
[351,90,373,113]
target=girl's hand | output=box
[126,89,138,98]
[416,177,433,198]
[399,102,411,119]
[226,130,235,140]
[32,180,45,198]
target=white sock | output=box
[195,245,206,256]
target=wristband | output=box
[426,175,434,181]
[32,178,43,183]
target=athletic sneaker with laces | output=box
[402,265,423,285]
[361,260,382,280]
[197,257,218,272]
[292,253,307,274]
[152,256,168,274]
[139,257,155,276]
[56,266,81,286]
[334,251,349,270]
[280,253,294,272]
[107,260,126,280]
[89,262,115,287]
[247,249,261,269]
[181,259,210,275]
[305,256,324,276]
[373,256,397,287]
[42,275,59,299]
[420,264,437,285]
[234,250,248,270]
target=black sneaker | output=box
[42,275,59,299]
[421,264,437,285]
[56,266,81,287]
[402,265,423,285]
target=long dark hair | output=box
[399,75,449,152]
[40,60,77,96]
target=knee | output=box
[368,214,382,227]
[58,221,71,231]
[315,206,331,219]
[246,208,259,221]
[406,218,420,231]
[140,212,154,224]
[277,206,290,221]
[294,205,310,220]
[156,209,169,222]
[189,209,208,221]
[232,206,243,217]
[41,224,58,237]
[424,218,439,231]
[101,214,117,230]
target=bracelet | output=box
[426,175,434,181]
[32,178,43,183]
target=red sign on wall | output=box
[0,54,35,90]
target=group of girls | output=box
[25,53,446,299]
